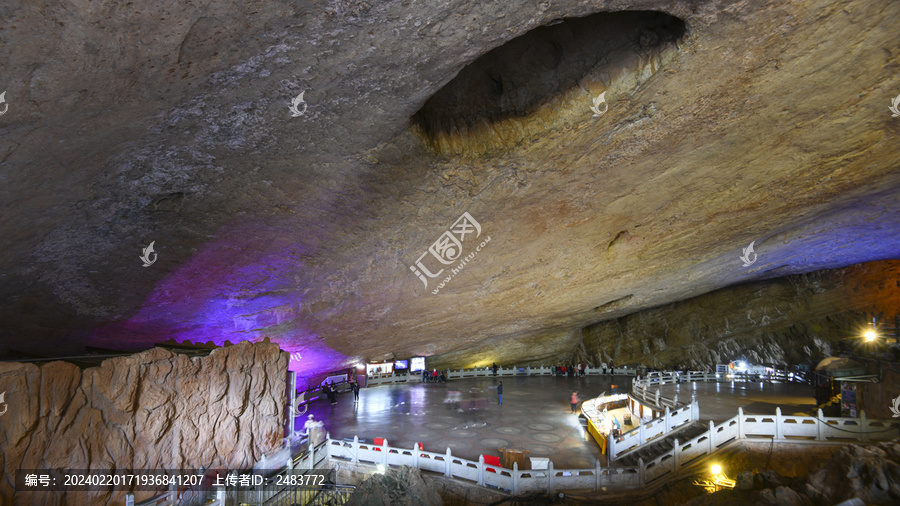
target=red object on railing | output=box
[483,455,501,473]
[374,437,387,451]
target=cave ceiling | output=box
[0,0,898,376]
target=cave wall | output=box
[0,341,288,505]
[576,260,900,369]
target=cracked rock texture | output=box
[577,260,900,369]
[0,341,288,505]
[0,0,898,382]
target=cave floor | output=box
[654,381,817,422]
[295,376,818,469]
[301,375,616,469]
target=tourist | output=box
[422,369,428,382]
[351,380,360,402]
[570,391,579,414]
[303,414,318,436]
[561,364,567,376]
[497,381,503,405]
[492,363,498,376]
[432,369,438,382]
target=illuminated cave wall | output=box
[0,341,288,505]
[577,260,900,369]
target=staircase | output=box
[616,421,708,466]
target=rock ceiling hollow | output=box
[0,0,898,379]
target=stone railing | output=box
[633,369,807,390]
[365,365,637,386]
[641,407,899,483]
[608,397,700,460]
[129,438,332,506]
[324,406,900,495]
[326,436,642,495]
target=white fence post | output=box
[609,431,616,459]
[775,407,784,440]
[860,411,869,443]
[595,459,602,491]
[413,442,420,468]
[382,439,389,466]
[353,435,359,463]
[816,409,825,441]
[639,418,646,444]
[638,458,645,487]
[478,455,485,486]
[708,421,715,453]
[664,406,672,433]
[673,438,680,471]
[691,394,699,420]
[547,461,555,494]
[513,462,519,494]
[738,407,745,439]
[445,448,452,478]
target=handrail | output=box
[325,405,900,495]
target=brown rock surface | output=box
[0,0,897,380]
[577,259,900,369]
[0,341,288,505]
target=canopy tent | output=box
[814,357,877,382]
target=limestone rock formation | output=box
[682,441,900,505]
[576,260,900,369]
[0,0,897,380]
[0,341,288,505]
[345,466,443,506]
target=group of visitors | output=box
[422,368,446,382]
[554,363,589,377]
[321,377,361,406]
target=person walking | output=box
[497,381,503,405]
[492,363,498,376]
[570,391,579,414]
[351,380,360,402]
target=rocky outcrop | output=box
[344,466,444,506]
[577,260,900,369]
[683,441,900,505]
[0,341,288,505]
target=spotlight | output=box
[864,330,876,342]
[711,464,722,475]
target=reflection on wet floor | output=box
[295,375,816,469]
[655,381,817,422]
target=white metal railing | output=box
[609,397,700,460]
